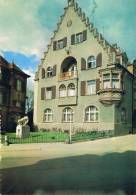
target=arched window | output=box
[85,106,99,122]
[59,84,66,97]
[43,109,53,122]
[47,67,53,78]
[87,56,96,69]
[41,68,45,79]
[67,83,76,96]
[121,108,126,122]
[63,107,73,122]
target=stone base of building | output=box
[34,122,132,136]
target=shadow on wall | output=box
[1,151,136,195]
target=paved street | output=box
[1,135,136,195]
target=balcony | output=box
[98,88,123,105]
[58,71,78,81]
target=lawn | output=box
[5,131,69,144]
[3,130,114,144]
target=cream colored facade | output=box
[34,0,133,135]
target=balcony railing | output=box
[58,71,78,81]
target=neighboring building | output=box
[0,56,30,131]
[34,0,134,135]
[127,60,136,132]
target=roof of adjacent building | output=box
[0,55,30,78]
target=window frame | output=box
[87,56,96,69]
[87,80,96,95]
[67,83,76,97]
[62,107,74,123]
[85,106,99,122]
[43,108,53,122]
[47,67,53,78]
[46,87,52,100]
[59,84,67,98]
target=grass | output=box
[5,131,69,144]
[3,130,114,144]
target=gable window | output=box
[17,79,22,91]
[85,106,99,122]
[68,83,76,97]
[76,33,83,44]
[59,84,67,97]
[88,56,96,69]
[46,87,52,99]
[44,109,53,122]
[63,107,73,122]
[87,80,96,95]
[47,67,53,78]
[121,108,126,123]
[57,40,64,49]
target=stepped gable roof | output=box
[39,0,128,69]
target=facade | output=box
[0,56,30,131]
[34,0,134,135]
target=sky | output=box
[0,0,136,90]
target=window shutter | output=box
[81,81,86,96]
[96,53,102,67]
[96,79,100,93]
[42,68,45,79]
[53,65,57,76]
[71,34,75,45]
[41,88,45,100]
[52,86,56,99]
[53,41,57,51]
[63,37,67,48]
[81,58,86,70]
[83,30,87,41]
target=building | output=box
[0,56,30,131]
[34,0,134,135]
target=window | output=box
[88,56,96,69]
[47,67,53,78]
[63,107,73,122]
[102,73,120,89]
[59,84,67,97]
[17,80,22,91]
[121,108,126,122]
[44,109,53,122]
[85,106,99,122]
[103,74,110,89]
[46,87,52,99]
[68,83,76,97]
[76,33,83,44]
[0,92,3,104]
[112,73,120,89]
[57,40,64,49]
[87,80,96,95]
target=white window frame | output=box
[87,80,96,95]
[63,107,73,122]
[59,85,67,97]
[85,106,99,122]
[47,67,53,78]
[57,40,64,49]
[44,109,53,122]
[76,33,83,44]
[87,56,96,69]
[67,83,76,97]
[46,87,52,99]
